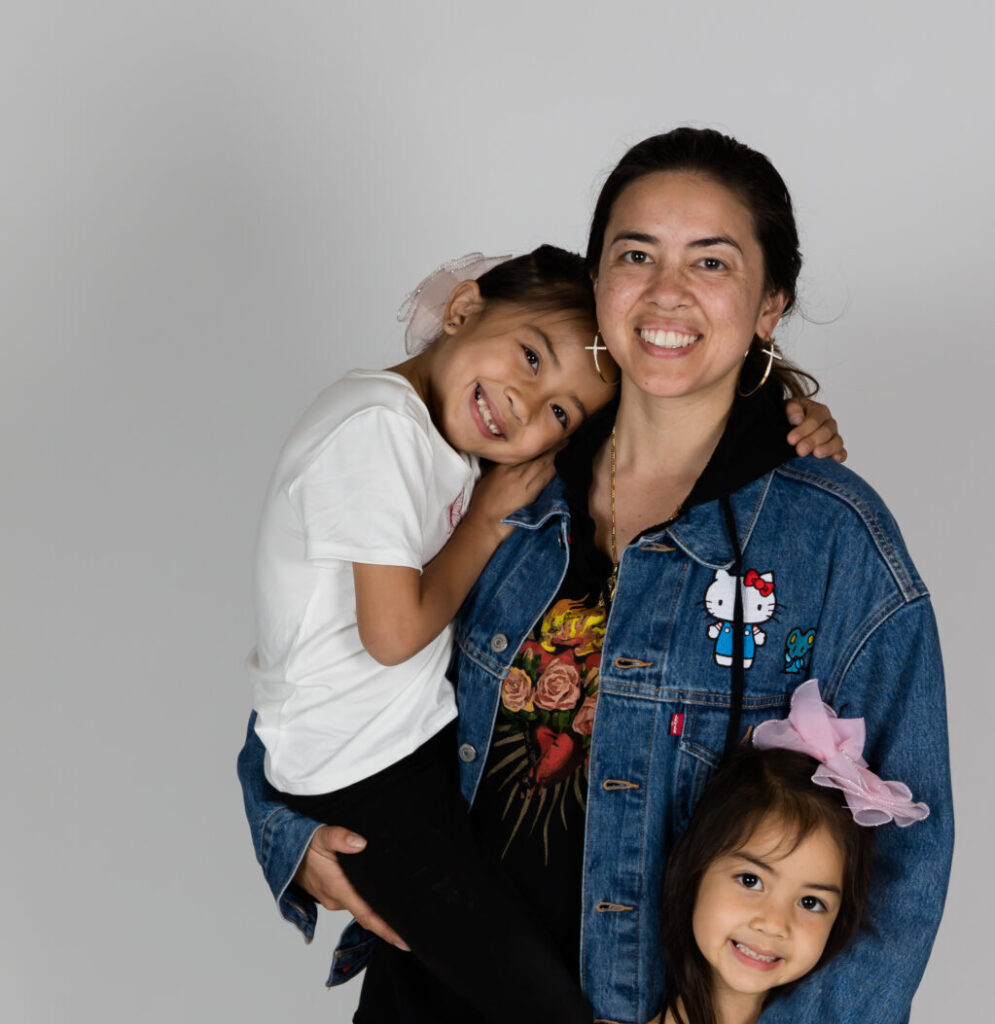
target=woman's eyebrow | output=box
[689,235,743,253]
[609,230,658,247]
[608,231,743,254]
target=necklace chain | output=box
[606,424,683,603]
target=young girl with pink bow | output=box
[660,680,929,1024]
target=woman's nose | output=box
[645,262,691,308]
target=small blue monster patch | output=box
[784,627,816,675]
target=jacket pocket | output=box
[672,692,791,834]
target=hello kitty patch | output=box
[704,568,777,669]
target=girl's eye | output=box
[735,873,763,891]
[551,403,569,430]
[621,250,649,265]
[522,346,540,372]
[799,895,827,913]
[697,256,726,271]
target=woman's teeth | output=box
[734,941,779,963]
[639,328,698,349]
[475,386,502,436]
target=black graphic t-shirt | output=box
[470,555,606,977]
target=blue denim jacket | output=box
[237,455,951,1024]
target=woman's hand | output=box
[292,825,411,950]
[785,398,847,462]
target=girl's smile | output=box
[421,287,615,464]
[692,816,843,1019]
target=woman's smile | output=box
[636,324,702,355]
[593,170,785,404]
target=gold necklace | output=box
[606,425,683,603]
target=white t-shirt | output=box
[249,369,480,795]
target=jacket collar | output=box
[503,475,570,529]
[541,379,796,570]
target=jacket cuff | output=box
[260,804,323,940]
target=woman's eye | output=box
[697,256,726,271]
[551,403,569,430]
[799,895,827,913]
[522,346,540,371]
[735,873,763,891]
[621,250,649,264]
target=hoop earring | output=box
[737,339,782,397]
[586,331,618,386]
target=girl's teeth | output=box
[639,329,698,349]
[734,941,779,963]
[475,387,501,436]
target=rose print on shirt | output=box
[488,597,604,863]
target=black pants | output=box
[282,724,592,1024]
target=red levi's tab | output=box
[669,713,684,737]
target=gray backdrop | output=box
[2,2,987,1020]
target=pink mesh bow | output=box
[397,252,512,355]
[753,679,929,827]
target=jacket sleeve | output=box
[236,712,323,940]
[760,597,953,1024]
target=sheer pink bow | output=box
[753,679,929,827]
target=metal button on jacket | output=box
[490,633,509,652]
[458,743,477,763]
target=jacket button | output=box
[458,743,477,763]
[490,633,509,653]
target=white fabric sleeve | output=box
[289,406,435,570]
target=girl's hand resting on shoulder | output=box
[466,450,559,542]
[785,397,846,462]
[293,825,411,951]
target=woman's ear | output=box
[756,290,788,341]
[442,280,485,334]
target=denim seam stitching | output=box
[825,594,929,706]
[775,465,927,601]
[454,516,569,676]
[594,684,793,706]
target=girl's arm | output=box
[785,397,846,460]
[354,452,556,665]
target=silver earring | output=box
[585,331,617,386]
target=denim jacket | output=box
[237,447,951,1024]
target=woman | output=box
[238,128,951,1023]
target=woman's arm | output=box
[235,713,407,948]
[759,599,952,1024]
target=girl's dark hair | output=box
[662,746,873,1024]
[585,128,818,398]
[476,244,597,324]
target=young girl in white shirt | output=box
[247,246,844,1023]
[660,680,928,1024]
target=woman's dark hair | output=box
[662,746,873,1024]
[476,243,597,325]
[585,128,817,397]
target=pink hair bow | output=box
[753,679,929,827]
[397,252,512,355]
